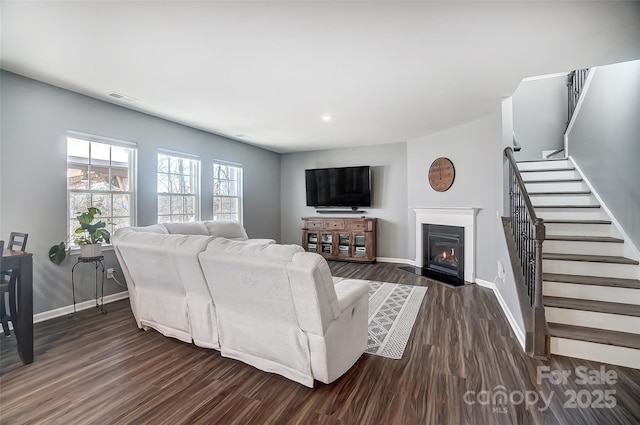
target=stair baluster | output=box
[505,146,547,357]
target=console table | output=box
[2,249,33,364]
[70,255,107,316]
[302,217,377,263]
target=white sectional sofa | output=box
[112,221,370,387]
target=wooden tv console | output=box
[301,217,377,263]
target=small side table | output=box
[70,255,107,317]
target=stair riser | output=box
[517,160,571,171]
[543,281,640,305]
[521,170,580,181]
[544,223,619,238]
[543,260,639,280]
[543,240,625,257]
[536,209,607,221]
[545,307,640,334]
[531,195,598,206]
[550,338,640,369]
[526,181,589,192]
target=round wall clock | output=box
[428,157,455,192]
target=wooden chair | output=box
[0,239,5,335]
[1,233,28,336]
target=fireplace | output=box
[408,207,478,285]
[423,224,464,286]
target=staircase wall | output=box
[512,74,567,161]
[567,59,640,251]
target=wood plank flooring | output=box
[1,262,639,424]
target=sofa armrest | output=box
[246,238,277,244]
[334,279,369,313]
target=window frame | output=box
[156,149,201,223]
[66,131,137,247]
[212,160,243,223]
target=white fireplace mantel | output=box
[413,207,479,283]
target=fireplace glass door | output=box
[428,234,460,275]
[422,224,465,286]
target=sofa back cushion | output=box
[286,253,341,335]
[203,220,249,241]
[204,237,301,260]
[112,228,217,345]
[125,224,169,234]
[200,239,338,336]
[163,221,209,235]
[198,242,311,377]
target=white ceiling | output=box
[2,1,639,153]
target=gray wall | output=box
[0,71,281,315]
[568,60,640,250]
[512,75,567,161]
[280,143,408,260]
[407,111,525,332]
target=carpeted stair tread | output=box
[545,235,624,243]
[543,252,639,265]
[520,167,576,173]
[543,219,611,224]
[548,323,640,350]
[543,273,640,289]
[529,191,592,196]
[545,296,640,317]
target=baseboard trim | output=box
[33,291,130,324]
[476,278,526,350]
[376,257,416,266]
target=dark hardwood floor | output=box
[1,262,639,424]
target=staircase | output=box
[518,157,640,369]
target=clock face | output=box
[428,157,455,192]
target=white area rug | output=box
[366,281,427,359]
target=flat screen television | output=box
[305,166,372,208]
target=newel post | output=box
[532,218,547,357]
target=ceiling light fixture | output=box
[321,114,333,121]
[107,91,138,103]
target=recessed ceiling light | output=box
[321,114,333,121]
[236,134,247,138]
[107,91,138,103]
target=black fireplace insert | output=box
[422,224,465,286]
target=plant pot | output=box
[80,243,102,258]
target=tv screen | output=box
[305,166,372,208]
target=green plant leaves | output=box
[73,207,109,245]
[50,207,110,264]
[48,242,67,265]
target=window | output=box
[157,152,200,223]
[213,162,242,222]
[67,135,136,242]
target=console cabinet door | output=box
[303,230,320,253]
[338,232,351,257]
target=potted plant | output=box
[49,207,111,264]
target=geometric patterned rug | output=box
[366,281,427,359]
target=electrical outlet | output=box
[497,261,505,280]
[106,268,115,279]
